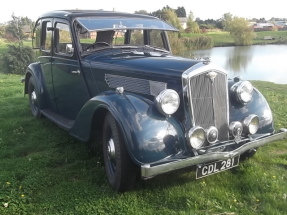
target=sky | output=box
[1,0,286,23]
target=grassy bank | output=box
[0,74,286,214]
[182,30,287,47]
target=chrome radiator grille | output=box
[188,70,229,141]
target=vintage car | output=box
[24,10,287,192]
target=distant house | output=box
[22,25,32,38]
[178,17,187,29]
[253,23,274,31]
[275,21,287,31]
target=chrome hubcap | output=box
[107,138,116,163]
[31,91,37,105]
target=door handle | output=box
[71,70,81,75]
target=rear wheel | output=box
[103,113,136,192]
[28,77,41,118]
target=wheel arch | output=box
[24,63,43,95]
[70,92,186,166]
[24,63,48,111]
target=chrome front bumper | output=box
[141,129,287,178]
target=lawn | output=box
[0,73,286,214]
[181,30,287,47]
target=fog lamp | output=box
[229,121,243,137]
[188,127,206,149]
[155,89,180,115]
[206,126,218,144]
[243,114,259,135]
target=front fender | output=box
[70,91,187,165]
[229,82,274,134]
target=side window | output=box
[130,30,144,46]
[42,21,52,51]
[150,30,165,49]
[112,30,125,45]
[55,22,73,55]
[32,20,41,49]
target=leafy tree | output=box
[161,9,183,31]
[151,9,163,19]
[259,18,266,23]
[134,10,149,15]
[222,13,233,31]
[186,12,200,33]
[195,17,223,30]
[175,6,186,17]
[226,17,256,45]
[1,14,34,74]
[0,24,5,38]
[4,14,33,43]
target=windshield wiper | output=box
[111,50,145,58]
[143,45,170,54]
[114,45,139,49]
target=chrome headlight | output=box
[188,127,206,149]
[243,114,259,135]
[155,89,180,115]
[231,81,253,104]
[229,121,243,137]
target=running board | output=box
[40,109,74,131]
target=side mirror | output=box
[66,44,74,55]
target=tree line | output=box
[0,8,285,74]
[135,6,267,46]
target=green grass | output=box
[181,30,287,47]
[253,31,287,45]
[182,31,234,47]
[0,74,287,214]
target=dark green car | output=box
[24,10,287,192]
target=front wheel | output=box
[28,76,41,118]
[103,113,136,192]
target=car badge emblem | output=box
[206,71,217,84]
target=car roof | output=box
[38,10,159,21]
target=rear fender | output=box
[24,63,47,109]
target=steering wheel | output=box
[85,42,110,51]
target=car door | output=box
[51,19,90,120]
[35,18,58,112]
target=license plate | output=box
[196,156,240,179]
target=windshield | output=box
[76,17,178,32]
[76,24,172,55]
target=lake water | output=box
[191,45,287,84]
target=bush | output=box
[182,36,213,50]
[168,32,185,55]
[1,44,34,75]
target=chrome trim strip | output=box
[105,74,167,96]
[141,129,287,178]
